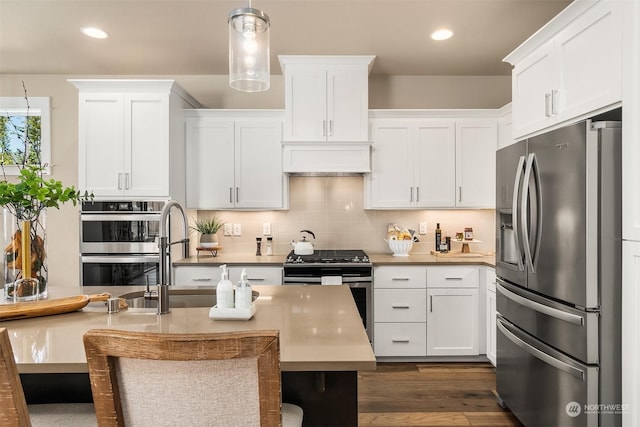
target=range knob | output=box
[353,256,361,263]
[362,256,370,263]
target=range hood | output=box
[282,141,372,175]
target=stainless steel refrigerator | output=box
[495,120,622,427]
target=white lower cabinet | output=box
[174,265,282,286]
[373,265,484,358]
[485,267,497,366]
[426,266,480,356]
[373,266,427,357]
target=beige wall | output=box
[1,74,504,288]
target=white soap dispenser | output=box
[235,268,253,309]
[216,264,234,309]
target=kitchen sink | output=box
[119,288,258,309]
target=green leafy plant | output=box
[190,216,225,235]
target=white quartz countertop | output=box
[1,285,376,374]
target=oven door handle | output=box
[80,214,162,221]
[81,256,160,263]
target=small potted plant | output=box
[190,216,225,248]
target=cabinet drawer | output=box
[174,266,218,286]
[374,289,427,322]
[374,266,426,289]
[427,266,479,288]
[228,267,282,285]
[374,323,427,357]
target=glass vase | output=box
[3,208,48,301]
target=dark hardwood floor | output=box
[358,362,523,426]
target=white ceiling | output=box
[0,0,571,77]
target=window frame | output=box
[0,96,51,175]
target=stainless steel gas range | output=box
[283,250,372,342]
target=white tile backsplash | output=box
[195,176,496,256]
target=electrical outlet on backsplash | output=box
[192,177,496,256]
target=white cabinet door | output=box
[455,120,497,208]
[78,93,125,197]
[125,93,170,197]
[234,121,284,209]
[556,0,622,121]
[186,119,235,209]
[427,287,480,356]
[284,64,326,141]
[511,40,556,138]
[622,240,640,427]
[367,122,413,208]
[281,56,373,142]
[185,113,286,210]
[327,65,369,141]
[414,122,456,208]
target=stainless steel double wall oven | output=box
[79,200,166,286]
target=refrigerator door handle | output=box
[521,153,541,274]
[497,281,584,325]
[512,155,526,271]
[497,319,585,380]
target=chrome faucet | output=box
[157,200,190,314]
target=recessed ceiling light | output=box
[81,27,109,39]
[431,29,454,41]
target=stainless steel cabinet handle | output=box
[247,277,265,281]
[410,187,413,202]
[497,281,584,325]
[229,187,233,203]
[391,277,410,281]
[391,338,410,343]
[391,305,410,309]
[125,173,130,190]
[322,120,326,137]
[236,187,239,203]
[551,89,559,115]
[416,187,420,202]
[497,319,584,380]
[430,295,433,312]
[445,277,463,281]
[118,173,123,190]
[329,119,334,136]
[191,278,212,282]
[458,186,462,202]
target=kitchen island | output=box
[2,284,375,426]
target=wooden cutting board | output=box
[0,293,112,321]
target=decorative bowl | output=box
[386,239,413,256]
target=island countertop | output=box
[1,285,376,374]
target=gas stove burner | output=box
[285,249,370,265]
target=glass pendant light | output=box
[228,2,270,92]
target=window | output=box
[0,97,51,175]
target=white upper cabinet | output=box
[279,56,374,142]
[365,112,497,209]
[70,79,199,201]
[455,120,497,208]
[505,0,622,139]
[185,110,288,210]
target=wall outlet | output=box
[263,222,271,236]
[223,223,232,236]
[233,223,242,236]
[419,222,428,235]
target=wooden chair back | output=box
[83,329,283,427]
[0,327,31,426]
